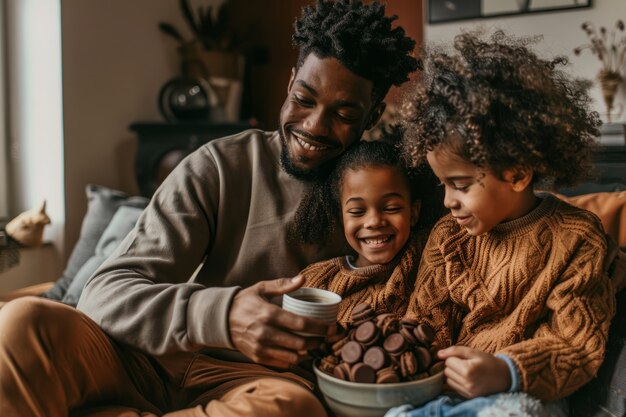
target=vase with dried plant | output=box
[574,20,626,123]
[158,0,245,123]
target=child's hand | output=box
[437,346,511,399]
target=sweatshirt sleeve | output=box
[77,145,239,355]
[405,220,463,348]
[498,222,616,401]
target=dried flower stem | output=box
[574,20,626,74]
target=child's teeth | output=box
[364,236,390,244]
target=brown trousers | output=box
[0,297,327,417]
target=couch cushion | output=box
[41,185,149,301]
[555,191,626,248]
[61,206,144,306]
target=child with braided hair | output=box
[387,30,616,417]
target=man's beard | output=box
[278,125,335,182]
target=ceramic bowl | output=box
[313,364,444,417]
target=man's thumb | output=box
[259,275,305,297]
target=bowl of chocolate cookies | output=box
[313,304,444,417]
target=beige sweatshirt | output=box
[405,194,616,401]
[77,130,345,355]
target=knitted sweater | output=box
[302,235,426,327]
[405,194,616,401]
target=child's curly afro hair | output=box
[401,29,601,188]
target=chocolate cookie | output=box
[376,313,399,337]
[351,303,374,324]
[400,317,419,328]
[414,346,432,371]
[319,355,339,374]
[414,323,435,345]
[383,333,406,355]
[349,362,376,383]
[400,351,418,377]
[363,346,388,371]
[400,325,418,345]
[333,362,351,380]
[341,340,364,364]
[331,336,349,356]
[376,366,400,384]
[355,321,380,346]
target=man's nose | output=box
[302,108,330,138]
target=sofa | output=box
[1,144,625,417]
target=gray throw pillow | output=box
[41,184,149,301]
[62,206,144,306]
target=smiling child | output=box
[387,30,616,417]
[291,139,442,326]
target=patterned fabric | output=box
[384,392,559,417]
[405,194,616,402]
[0,233,20,273]
[301,233,427,327]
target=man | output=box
[0,1,418,416]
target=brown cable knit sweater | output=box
[301,234,427,327]
[405,194,616,401]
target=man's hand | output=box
[437,346,511,398]
[228,275,335,368]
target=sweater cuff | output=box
[495,353,521,392]
[187,286,240,349]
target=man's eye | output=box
[293,95,313,107]
[337,112,359,123]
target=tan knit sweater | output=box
[301,234,426,327]
[405,194,616,401]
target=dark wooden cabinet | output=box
[559,145,626,196]
[130,122,251,197]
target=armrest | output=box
[0,281,54,306]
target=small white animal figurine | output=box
[5,200,51,247]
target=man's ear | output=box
[410,200,421,226]
[366,102,386,130]
[504,166,533,192]
[287,67,296,93]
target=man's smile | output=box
[289,128,336,154]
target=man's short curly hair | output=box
[293,0,419,102]
[401,29,601,188]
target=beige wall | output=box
[424,0,626,125]
[5,0,64,255]
[61,0,209,257]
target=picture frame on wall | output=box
[428,0,593,24]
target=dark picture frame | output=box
[428,0,592,24]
